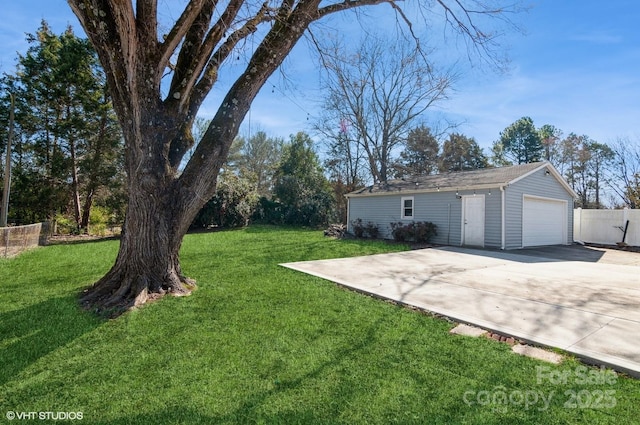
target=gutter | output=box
[345,183,506,198]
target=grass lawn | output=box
[1,225,638,424]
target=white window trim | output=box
[401,196,414,220]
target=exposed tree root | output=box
[80,266,197,318]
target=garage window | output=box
[401,197,414,219]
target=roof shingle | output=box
[347,162,547,196]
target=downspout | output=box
[447,203,451,245]
[500,186,506,250]
[345,195,350,234]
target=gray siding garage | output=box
[346,162,577,249]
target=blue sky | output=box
[1,1,639,151]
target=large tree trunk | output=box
[80,178,198,311]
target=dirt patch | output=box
[49,233,120,245]
[585,242,640,253]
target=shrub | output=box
[413,221,437,243]
[294,191,335,227]
[192,172,259,229]
[351,218,365,238]
[351,218,379,239]
[267,132,336,228]
[390,221,437,243]
[390,222,412,242]
[252,197,284,225]
[269,176,335,227]
[54,213,78,235]
[364,221,379,239]
[88,206,111,236]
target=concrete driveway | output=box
[282,245,640,377]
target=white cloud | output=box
[569,31,624,45]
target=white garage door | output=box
[522,196,567,247]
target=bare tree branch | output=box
[316,35,453,183]
[189,1,276,113]
[179,0,323,193]
[157,0,209,76]
[317,0,390,18]
[168,0,243,108]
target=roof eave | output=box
[345,182,507,198]
[507,162,578,199]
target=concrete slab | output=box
[281,246,640,377]
[512,344,563,364]
[569,318,640,374]
[450,324,487,337]
[506,244,640,266]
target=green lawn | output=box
[1,226,638,424]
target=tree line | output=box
[0,22,125,232]
[191,114,640,229]
[2,23,640,237]
[491,117,640,209]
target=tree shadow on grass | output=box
[84,316,412,425]
[0,296,103,386]
[81,312,504,425]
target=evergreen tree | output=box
[492,117,543,165]
[439,133,488,172]
[271,132,334,226]
[237,131,283,197]
[397,125,440,177]
[1,21,123,230]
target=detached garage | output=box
[346,162,577,249]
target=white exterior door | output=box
[462,195,485,247]
[522,196,567,247]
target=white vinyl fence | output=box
[574,208,640,247]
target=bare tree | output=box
[587,141,614,208]
[560,133,583,191]
[538,124,563,167]
[323,128,365,223]
[611,137,640,208]
[67,0,520,312]
[316,36,452,183]
[561,134,614,208]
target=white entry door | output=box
[462,195,485,247]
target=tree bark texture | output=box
[81,181,195,310]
